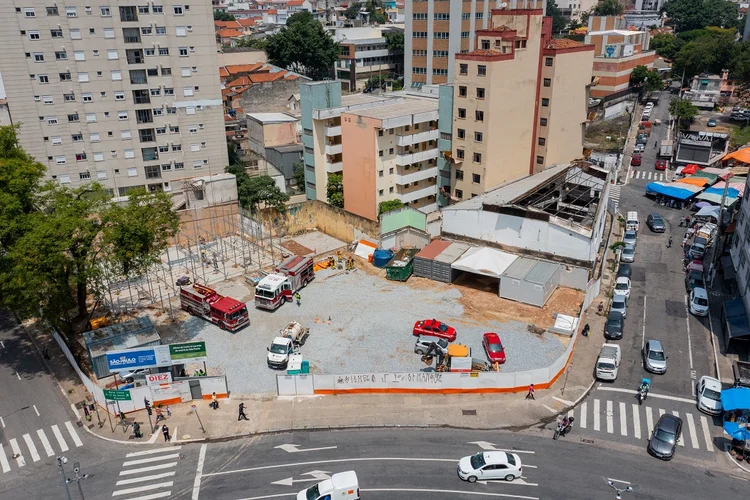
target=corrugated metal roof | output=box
[501,257,538,280]
[525,261,560,284]
[434,242,471,264]
[415,239,452,260]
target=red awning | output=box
[682,164,699,175]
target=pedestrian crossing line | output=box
[115,472,176,486]
[51,424,69,452]
[111,481,173,497]
[646,407,654,435]
[606,400,614,434]
[125,447,182,458]
[632,404,641,440]
[658,408,665,418]
[672,411,685,447]
[619,403,627,437]
[120,492,171,500]
[579,402,587,429]
[119,462,178,476]
[122,453,181,467]
[22,434,41,462]
[686,413,699,449]
[37,429,55,457]
[593,399,601,431]
[8,439,25,467]
[0,444,10,473]
[64,421,83,447]
[700,416,714,452]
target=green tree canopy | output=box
[669,99,699,129]
[630,65,663,91]
[213,10,236,21]
[226,165,290,212]
[234,37,268,51]
[326,173,344,208]
[650,33,683,60]
[546,0,567,34]
[672,27,736,80]
[384,31,404,52]
[593,0,624,16]
[665,0,738,32]
[378,200,404,215]
[265,12,339,80]
[293,162,305,192]
[344,2,361,20]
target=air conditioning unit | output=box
[187,26,193,32]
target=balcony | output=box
[325,125,342,137]
[396,148,439,166]
[397,184,438,204]
[397,129,439,147]
[326,160,343,173]
[395,166,438,186]
[325,143,343,155]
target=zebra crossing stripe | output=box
[700,416,714,452]
[51,425,68,452]
[579,402,587,429]
[119,462,178,476]
[632,404,641,439]
[37,429,55,457]
[111,481,173,497]
[125,447,182,458]
[117,493,171,500]
[8,439,25,467]
[619,403,627,437]
[22,434,41,462]
[122,453,181,467]
[686,413,699,449]
[115,471,176,486]
[64,421,83,447]
[645,407,654,434]
[0,444,10,473]
[606,400,614,434]
[593,399,601,431]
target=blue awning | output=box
[721,387,750,411]
[704,187,740,198]
[645,182,702,200]
[723,421,750,441]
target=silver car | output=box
[644,340,667,374]
[611,295,627,318]
[414,335,449,356]
[620,244,635,263]
[623,230,637,248]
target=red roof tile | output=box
[545,38,585,49]
[249,72,286,83]
[237,18,256,27]
[268,9,278,14]
[225,63,264,74]
[215,20,242,29]
[219,67,230,78]
[217,29,244,38]
[227,76,252,87]
[287,0,304,5]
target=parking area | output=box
[157,261,581,394]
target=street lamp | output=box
[608,480,634,499]
[66,461,90,500]
[57,456,73,500]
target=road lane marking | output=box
[0,417,4,428]
[111,481,173,496]
[115,493,171,500]
[541,404,557,414]
[37,429,55,457]
[641,296,647,366]
[619,403,627,436]
[126,446,183,458]
[468,442,536,454]
[0,444,10,473]
[123,453,181,467]
[15,372,20,381]
[684,296,695,396]
[22,434,40,462]
[579,402,587,429]
[239,490,540,500]
[646,407,654,434]
[607,478,631,484]
[672,411,684,446]
[593,399,601,431]
[0,340,4,348]
[632,404,641,439]
[686,413,699,449]
[275,444,338,454]
[65,421,83,447]
[553,396,573,406]
[119,462,178,476]
[596,386,695,404]
[51,425,69,452]
[606,400,614,434]
[9,439,25,467]
[707,304,721,379]
[116,471,176,486]
[700,416,714,452]
[192,443,207,500]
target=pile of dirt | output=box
[583,115,630,151]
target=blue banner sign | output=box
[106,346,170,372]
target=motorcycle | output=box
[553,416,574,440]
[638,378,651,406]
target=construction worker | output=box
[295,292,302,306]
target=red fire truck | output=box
[180,283,249,331]
[275,255,315,291]
[254,273,293,311]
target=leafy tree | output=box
[546,0,567,34]
[378,200,404,215]
[234,37,268,51]
[630,65,650,86]
[645,69,664,91]
[265,12,339,80]
[344,2,361,20]
[365,74,389,91]
[669,99,699,129]
[593,0,624,16]
[630,65,663,91]
[213,10,236,21]
[665,0,738,32]
[292,162,305,190]
[650,33,683,60]
[365,0,388,24]
[672,27,736,80]
[326,173,344,208]
[226,165,289,212]
[384,31,404,53]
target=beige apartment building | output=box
[0,1,227,197]
[448,5,594,199]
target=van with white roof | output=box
[689,287,709,317]
[298,471,360,500]
[626,211,639,232]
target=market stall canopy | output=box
[691,170,719,183]
[645,182,703,200]
[451,246,517,278]
[722,147,750,164]
[704,186,740,198]
[676,176,711,187]
[713,180,746,197]
[721,387,750,412]
[695,205,720,219]
[682,164,699,175]
[696,191,739,206]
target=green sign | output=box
[103,389,132,401]
[169,341,207,363]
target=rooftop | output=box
[217,29,244,38]
[269,143,304,153]
[247,112,298,124]
[588,29,643,36]
[545,38,587,49]
[345,98,438,120]
[340,93,394,106]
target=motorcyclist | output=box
[640,380,650,394]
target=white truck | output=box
[596,343,622,381]
[298,471,360,500]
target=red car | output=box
[631,154,642,166]
[413,319,457,342]
[482,333,506,364]
[655,159,667,171]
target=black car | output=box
[685,270,705,292]
[647,213,666,233]
[648,414,682,460]
[604,311,623,340]
[617,263,632,279]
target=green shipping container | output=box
[385,248,420,282]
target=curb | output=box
[724,443,750,476]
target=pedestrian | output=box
[525,384,535,400]
[683,236,688,248]
[211,392,218,410]
[162,424,170,442]
[295,292,301,307]
[238,402,249,421]
[155,407,165,423]
[166,405,171,418]
[42,347,50,360]
[667,236,673,248]
[83,405,91,422]
[679,216,685,227]
[685,216,691,226]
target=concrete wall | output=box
[265,146,303,180]
[239,79,304,115]
[247,120,298,155]
[264,199,381,242]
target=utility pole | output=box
[67,461,89,500]
[57,456,73,500]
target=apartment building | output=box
[0,1,227,197]
[301,81,440,221]
[446,6,594,199]
[332,26,404,93]
[405,0,544,88]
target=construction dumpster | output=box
[385,248,419,282]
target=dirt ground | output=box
[584,115,631,152]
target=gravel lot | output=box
[174,266,568,395]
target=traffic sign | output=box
[103,389,132,401]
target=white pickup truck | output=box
[596,343,622,381]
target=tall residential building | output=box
[405,0,545,88]
[331,26,404,93]
[0,2,227,196]
[301,82,440,221]
[446,6,594,200]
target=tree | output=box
[265,12,340,80]
[630,65,663,91]
[630,65,650,86]
[378,200,404,215]
[234,37,268,51]
[593,0,624,16]
[546,0,567,34]
[669,99,699,129]
[213,10,236,21]
[650,33,682,60]
[365,0,388,24]
[672,27,736,80]
[665,0,737,33]
[344,2,361,20]
[292,162,305,191]
[384,31,404,53]
[645,69,664,92]
[326,173,344,208]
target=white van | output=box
[298,471,360,500]
[689,287,709,317]
[626,211,639,232]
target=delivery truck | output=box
[298,471,360,500]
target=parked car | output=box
[685,270,705,292]
[689,287,709,316]
[696,376,723,415]
[648,414,682,460]
[643,339,667,374]
[482,332,507,364]
[617,263,632,279]
[623,230,637,248]
[620,245,635,263]
[647,213,666,232]
[414,335,449,356]
[605,311,624,340]
[655,159,667,171]
[611,295,628,319]
[614,277,631,299]
[457,452,523,483]
[116,368,149,383]
[412,319,457,342]
[633,143,645,153]
[631,154,642,166]
[707,118,717,127]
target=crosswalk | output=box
[573,399,715,453]
[0,421,83,473]
[630,170,667,181]
[609,184,621,208]
[113,446,182,499]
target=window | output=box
[78,72,90,83]
[96,170,107,180]
[458,86,467,97]
[152,107,163,116]
[139,5,150,14]
[28,31,40,40]
[145,165,161,179]
[55,156,67,165]
[175,26,187,37]
[543,78,551,87]
[170,126,180,134]
[74,51,85,61]
[108,49,119,60]
[474,132,483,142]
[82,92,93,102]
[121,130,132,140]
[456,149,464,160]
[119,6,138,22]
[139,129,155,142]
[38,74,49,84]
[475,110,484,122]
[59,72,71,81]
[188,125,198,134]
[51,29,63,38]
[118,111,128,120]
[461,32,470,39]
[434,32,449,39]
[540,117,548,126]
[64,93,75,102]
[115,91,125,101]
[455,170,464,181]
[174,5,184,15]
[477,88,485,99]
[112,70,123,81]
[89,28,96,34]
[66,7,77,17]
[160,164,171,172]
[72,134,83,142]
[545,57,553,67]
[477,65,486,76]
[47,6,59,15]
[190,143,200,152]
[541,98,549,107]
[55,51,67,60]
[473,153,482,164]
[432,68,448,76]
[536,156,544,164]
[459,64,468,75]
[181,67,191,77]
[101,6,111,16]
[458,108,466,119]
[161,67,171,76]
[47,116,58,125]
[51,136,63,146]
[183,86,194,97]
[145,48,155,56]
[156,26,167,35]
[104,28,115,38]
[433,50,448,58]
[472,173,481,183]
[153,5,164,14]
[76,153,87,162]
[172,143,181,150]
[455,189,463,199]
[158,47,169,56]
[136,109,153,123]
[124,149,135,159]
[86,113,97,123]
[70,29,82,40]
[538,137,546,146]
[158,145,169,152]
[457,128,465,139]
[481,40,490,50]
[89,132,100,142]
[127,167,138,177]
[68,113,79,122]
[433,13,449,20]
[413,32,428,39]
[33,53,45,62]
